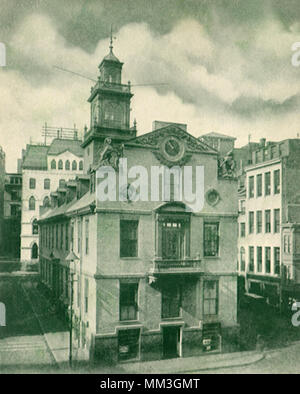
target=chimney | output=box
[260,138,266,147]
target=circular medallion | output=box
[161,136,185,163]
[205,189,220,206]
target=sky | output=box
[1,0,300,172]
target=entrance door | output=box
[163,326,180,359]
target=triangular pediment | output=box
[127,125,217,154]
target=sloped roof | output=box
[22,139,83,170]
[47,139,83,157]
[22,145,49,170]
[201,132,236,140]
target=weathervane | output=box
[110,25,116,53]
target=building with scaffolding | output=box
[20,127,84,266]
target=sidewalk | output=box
[21,282,70,369]
[119,350,264,374]
[22,282,264,374]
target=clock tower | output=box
[82,32,136,169]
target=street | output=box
[0,277,56,372]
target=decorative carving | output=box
[205,189,220,206]
[131,126,212,153]
[153,150,192,167]
[218,150,236,179]
[98,138,124,171]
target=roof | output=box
[200,132,236,140]
[103,51,121,63]
[47,139,83,157]
[22,145,49,170]
[22,139,83,170]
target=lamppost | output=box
[65,251,79,368]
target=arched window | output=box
[31,243,38,259]
[79,160,83,171]
[43,196,50,207]
[65,160,70,170]
[240,247,245,271]
[32,219,38,235]
[51,159,56,169]
[44,178,50,190]
[72,160,77,171]
[29,196,36,211]
[59,179,66,189]
[58,160,63,170]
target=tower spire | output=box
[110,25,114,53]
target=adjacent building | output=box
[237,138,300,308]
[3,172,22,257]
[20,138,84,265]
[38,43,239,364]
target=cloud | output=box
[1,9,300,172]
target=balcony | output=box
[91,80,131,95]
[149,257,203,275]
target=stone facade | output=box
[38,43,239,364]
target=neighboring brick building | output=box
[237,138,300,308]
[38,42,239,364]
[0,146,5,256]
[3,172,22,257]
[20,137,84,265]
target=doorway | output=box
[162,326,181,359]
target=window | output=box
[77,219,82,254]
[120,220,138,258]
[240,200,245,214]
[51,159,56,169]
[31,243,38,259]
[120,282,138,321]
[58,160,63,170]
[203,280,218,316]
[265,247,271,273]
[240,223,245,237]
[29,178,36,189]
[204,222,219,257]
[256,174,262,197]
[274,209,280,233]
[60,224,63,249]
[249,212,254,234]
[240,247,245,271]
[249,246,254,272]
[79,160,83,171]
[256,211,262,233]
[265,210,271,233]
[43,196,50,207]
[65,160,70,170]
[85,218,89,255]
[59,179,66,189]
[55,224,58,248]
[274,169,280,194]
[72,160,77,171]
[284,234,291,254]
[274,247,280,275]
[29,196,36,210]
[248,176,254,198]
[32,219,38,235]
[44,178,50,190]
[65,223,69,251]
[118,329,140,362]
[84,278,89,313]
[265,172,271,195]
[70,221,74,252]
[162,282,181,318]
[257,246,262,272]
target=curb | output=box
[21,282,60,369]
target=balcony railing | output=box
[150,258,203,274]
[92,80,131,94]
